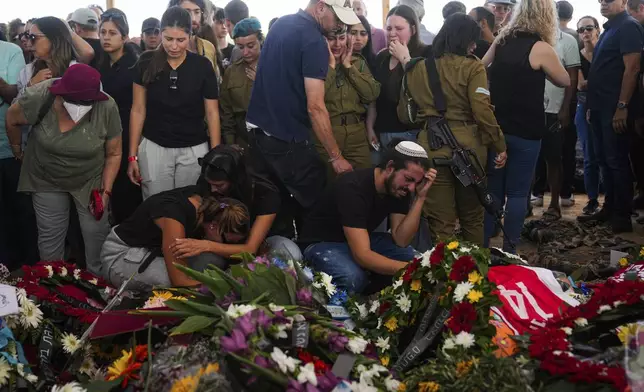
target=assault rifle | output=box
[422,50,515,252]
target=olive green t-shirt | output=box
[18,79,122,207]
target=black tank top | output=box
[489,32,546,140]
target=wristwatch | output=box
[617,101,628,110]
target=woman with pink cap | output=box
[5,63,122,275]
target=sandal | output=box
[542,208,562,222]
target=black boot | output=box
[577,207,611,223]
[611,217,633,234]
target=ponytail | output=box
[199,197,250,237]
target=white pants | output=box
[138,137,209,199]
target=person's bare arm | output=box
[304,77,352,173]
[344,226,408,275]
[482,41,497,67]
[619,53,641,105]
[170,214,276,258]
[5,103,28,159]
[0,78,18,103]
[388,169,437,247]
[127,83,146,185]
[559,66,579,127]
[531,42,570,88]
[577,69,587,91]
[156,218,201,286]
[205,98,221,147]
[70,31,95,64]
[102,136,122,193]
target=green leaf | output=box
[202,264,245,292]
[129,310,195,318]
[173,263,238,298]
[84,378,124,392]
[284,272,297,304]
[230,252,256,263]
[229,353,288,385]
[165,299,226,318]
[170,315,216,336]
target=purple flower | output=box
[236,313,256,337]
[254,354,270,368]
[287,380,321,392]
[317,371,341,392]
[198,284,211,295]
[236,277,247,286]
[247,263,256,272]
[254,310,272,329]
[297,288,313,306]
[286,268,297,279]
[328,333,349,353]
[216,291,238,308]
[220,328,248,353]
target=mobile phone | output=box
[548,121,562,133]
[371,141,381,151]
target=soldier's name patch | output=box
[475,87,490,96]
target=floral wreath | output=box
[16,261,115,326]
[348,241,501,368]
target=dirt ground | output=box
[489,194,644,277]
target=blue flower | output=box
[328,290,348,306]
[302,267,314,282]
[272,258,288,270]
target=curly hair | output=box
[495,0,558,47]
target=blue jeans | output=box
[484,134,541,252]
[372,130,420,166]
[303,233,415,294]
[575,101,600,201]
[589,109,633,219]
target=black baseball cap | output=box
[141,17,160,33]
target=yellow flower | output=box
[419,381,440,392]
[617,324,639,344]
[468,271,483,285]
[106,350,133,380]
[384,317,399,332]
[640,247,644,257]
[456,360,473,378]
[411,280,422,292]
[398,383,407,391]
[467,290,484,303]
[619,258,629,268]
[170,363,219,392]
[447,241,459,250]
[380,356,390,367]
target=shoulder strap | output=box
[34,93,56,127]
[424,48,447,116]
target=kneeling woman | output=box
[101,191,250,290]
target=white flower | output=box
[313,272,337,297]
[270,347,300,374]
[598,305,612,314]
[272,324,289,339]
[226,304,256,319]
[347,336,369,354]
[369,364,388,373]
[453,282,474,303]
[426,270,435,283]
[59,267,68,277]
[354,303,368,320]
[420,251,431,267]
[392,279,403,290]
[574,318,588,327]
[561,327,572,336]
[553,351,563,356]
[442,337,456,352]
[45,265,54,278]
[88,278,98,286]
[269,304,285,312]
[51,382,87,392]
[377,317,382,329]
[20,300,43,329]
[16,364,25,377]
[369,300,380,314]
[16,288,27,304]
[79,357,97,376]
[396,292,411,313]
[384,376,401,392]
[61,333,81,354]
[73,269,81,280]
[0,358,10,386]
[26,374,38,384]
[459,246,472,254]
[613,301,626,308]
[454,331,476,349]
[297,362,318,386]
[375,336,390,351]
[359,328,367,335]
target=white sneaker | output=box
[560,195,575,207]
[530,195,543,207]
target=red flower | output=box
[447,302,477,333]
[529,330,569,359]
[402,261,419,282]
[313,359,330,375]
[379,302,391,315]
[449,256,476,282]
[297,349,314,364]
[430,243,445,266]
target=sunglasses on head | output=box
[101,10,127,22]
[598,0,616,3]
[169,70,179,90]
[577,25,596,33]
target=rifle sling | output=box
[424,49,447,116]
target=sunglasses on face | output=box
[577,25,596,33]
[169,70,178,90]
[26,33,46,42]
[598,0,616,3]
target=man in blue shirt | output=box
[0,40,39,267]
[246,0,359,238]
[581,0,644,233]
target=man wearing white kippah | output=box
[299,139,437,294]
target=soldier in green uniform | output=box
[317,24,380,178]
[219,17,262,147]
[397,14,507,245]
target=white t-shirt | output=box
[544,31,581,114]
